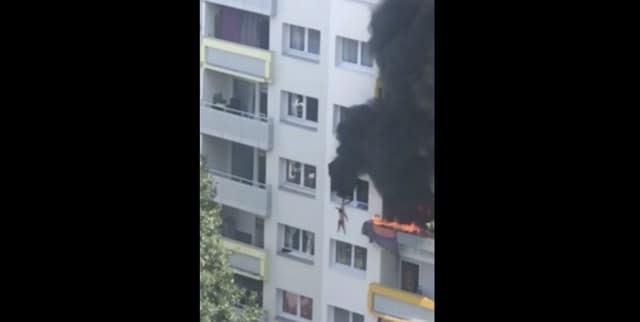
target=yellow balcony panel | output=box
[368,283,434,322]
[223,238,267,280]
[202,37,272,83]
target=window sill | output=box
[279,184,316,199]
[337,62,375,75]
[277,251,314,265]
[275,315,299,322]
[331,262,367,280]
[349,0,379,6]
[331,198,369,211]
[283,51,320,64]
[280,118,318,132]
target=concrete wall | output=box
[322,1,379,321]
[263,0,332,320]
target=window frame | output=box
[331,178,369,210]
[282,224,315,260]
[282,158,317,193]
[283,91,319,127]
[285,23,321,60]
[337,36,374,70]
[332,306,365,322]
[332,239,367,273]
[279,289,314,321]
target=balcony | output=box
[398,232,434,255]
[209,169,271,217]
[223,238,267,280]
[207,0,276,17]
[368,283,434,322]
[200,102,273,150]
[201,37,272,83]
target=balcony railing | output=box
[368,283,434,322]
[223,237,267,280]
[208,169,271,217]
[200,101,273,150]
[201,37,272,83]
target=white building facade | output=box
[200,1,434,321]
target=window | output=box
[335,241,352,266]
[333,105,349,133]
[280,290,313,321]
[282,158,316,191]
[333,240,367,271]
[337,37,373,68]
[284,91,319,125]
[360,42,373,66]
[332,306,364,322]
[331,179,369,210]
[214,6,269,49]
[401,260,420,293]
[285,24,321,59]
[282,224,315,258]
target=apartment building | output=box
[200,1,434,322]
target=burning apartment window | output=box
[280,289,313,320]
[337,36,373,68]
[331,178,368,210]
[285,23,321,58]
[333,240,367,272]
[282,158,316,191]
[282,224,315,258]
[332,306,364,322]
[283,91,319,126]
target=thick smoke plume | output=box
[330,0,434,226]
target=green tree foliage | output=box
[200,159,262,322]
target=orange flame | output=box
[371,215,422,234]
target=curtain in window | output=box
[287,160,301,184]
[239,12,260,48]
[352,313,364,322]
[232,78,255,113]
[354,246,367,270]
[360,42,373,67]
[217,7,241,42]
[300,296,313,320]
[334,307,349,322]
[290,25,305,51]
[308,29,320,54]
[305,97,318,122]
[302,231,314,255]
[342,38,358,63]
[283,291,298,315]
[336,241,351,265]
[304,165,316,189]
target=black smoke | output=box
[329,0,434,226]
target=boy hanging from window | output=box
[337,198,349,234]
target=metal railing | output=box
[208,169,268,190]
[202,101,268,122]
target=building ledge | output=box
[278,184,316,199]
[276,251,314,266]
